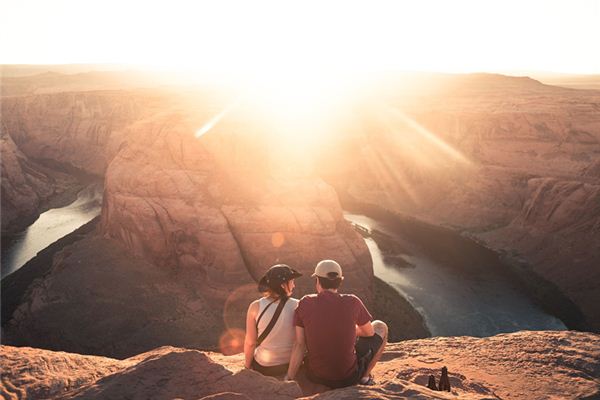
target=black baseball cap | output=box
[258,264,302,292]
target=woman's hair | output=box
[263,281,289,299]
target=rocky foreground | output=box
[2,331,599,400]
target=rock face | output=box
[0,128,79,233]
[325,74,600,331]
[3,233,224,358]
[0,90,169,230]
[1,91,164,175]
[2,331,599,399]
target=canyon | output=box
[1,68,599,398]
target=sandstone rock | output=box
[2,331,598,400]
[65,348,302,400]
[0,345,125,400]
[480,178,600,330]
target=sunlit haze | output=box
[2,0,599,173]
[2,0,599,76]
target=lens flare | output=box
[271,232,285,248]
[219,328,245,355]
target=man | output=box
[285,260,388,387]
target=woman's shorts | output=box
[251,358,289,377]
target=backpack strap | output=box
[256,299,277,328]
[256,297,289,346]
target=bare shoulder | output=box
[248,299,261,315]
[288,297,300,305]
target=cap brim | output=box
[290,270,303,279]
[311,272,342,278]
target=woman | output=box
[244,264,302,377]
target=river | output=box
[1,184,103,279]
[0,185,567,336]
[344,212,567,337]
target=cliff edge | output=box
[2,331,598,400]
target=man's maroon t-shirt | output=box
[293,291,372,381]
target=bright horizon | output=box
[1,0,599,77]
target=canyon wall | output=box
[326,74,600,331]
[1,91,166,175]
[0,127,79,233]
[0,90,170,230]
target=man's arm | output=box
[244,301,259,369]
[285,326,306,380]
[354,295,375,337]
[356,321,375,337]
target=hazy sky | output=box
[1,0,599,75]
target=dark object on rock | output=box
[427,374,438,390]
[439,366,451,392]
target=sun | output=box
[195,61,364,168]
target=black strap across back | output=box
[256,297,289,346]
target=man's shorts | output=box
[355,332,384,379]
[305,332,384,388]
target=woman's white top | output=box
[254,296,299,367]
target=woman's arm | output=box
[285,326,306,380]
[244,301,259,369]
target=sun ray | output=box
[195,96,242,138]
[382,105,471,165]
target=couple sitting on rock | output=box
[244,260,388,388]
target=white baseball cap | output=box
[311,259,343,278]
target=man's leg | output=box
[362,320,388,379]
